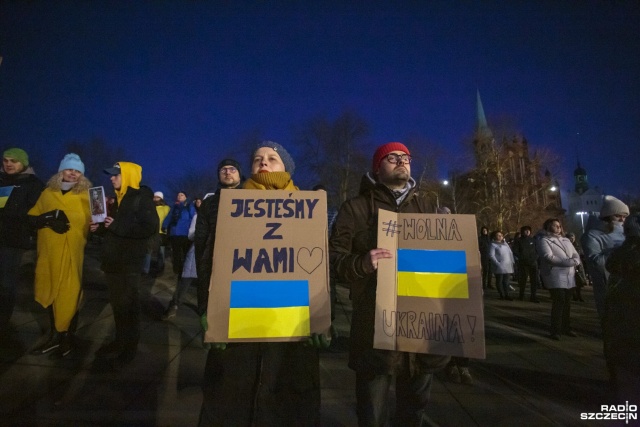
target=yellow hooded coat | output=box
[28,180,91,331]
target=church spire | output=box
[476,90,492,139]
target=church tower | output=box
[574,161,589,195]
[473,90,495,166]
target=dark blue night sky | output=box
[1,2,639,199]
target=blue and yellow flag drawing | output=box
[397,248,469,299]
[0,186,14,209]
[228,280,310,339]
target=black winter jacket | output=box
[513,235,538,266]
[99,186,158,273]
[330,174,450,374]
[0,170,44,249]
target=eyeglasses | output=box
[385,153,412,164]
[220,167,238,174]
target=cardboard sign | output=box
[374,210,486,359]
[206,189,331,343]
[89,186,107,223]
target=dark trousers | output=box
[355,368,433,426]
[495,273,511,298]
[169,235,191,275]
[518,263,539,300]
[0,246,24,329]
[105,272,141,351]
[199,342,320,427]
[549,288,572,335]
[481,256,491,288]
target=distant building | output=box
[565,161,603,237]
[454,91,563,233]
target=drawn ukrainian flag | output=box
[397,249,469,299]
[0,186,14,209]
[228,280,310,339]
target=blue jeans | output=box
[356,370,433,426]
[0,246,24,329]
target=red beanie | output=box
[372,142,411,173]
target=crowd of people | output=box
[1,142,638,424]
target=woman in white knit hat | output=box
[580,195,629,319]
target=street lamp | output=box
[576,211,587,233]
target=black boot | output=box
[31,330,61,355]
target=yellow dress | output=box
[28,187,91,331]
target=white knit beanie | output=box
[599,195,629,219]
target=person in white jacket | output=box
[537,218,581,340]
[489,230,515,300]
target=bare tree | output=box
[296,110,370,210]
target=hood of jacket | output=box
[114,162,142,205]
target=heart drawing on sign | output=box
[297,247,324,274]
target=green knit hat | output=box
[3,148,29,167]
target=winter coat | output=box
[98,162,158,274]
[28,180,91,331]
[603,237,640,373]
[156,204,170,234]
[536,233,580,289]
[581,220,625,292]
[489,241,515,274]
[194,186,242,315]
[330,173,450,375]
[0,168,44,249]
[513,235,538,266]
[478,234,491,259]
[162,201,195,237]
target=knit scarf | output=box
[243,172,298,191]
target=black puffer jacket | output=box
[0,169,44,249]
[603,236,640,373]
[330,173,450,374]
[99,186,158,273]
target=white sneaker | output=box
[459,367,474,385]
[508,285,515,291]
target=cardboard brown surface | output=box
[375,210,486,359]
[205,189,331,343]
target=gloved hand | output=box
[50,209,70,234]
[200,313,208,332]
[34,210,70,234]
[306,333,331,349]
[200,313,225,350]
[33,210,58,229]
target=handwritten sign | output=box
[374,210,486,359]
[206,189,331,343]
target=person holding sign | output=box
[0,148,44,332]
[330,142,450,426]
[28,153,92,357]
[198,142,323,427]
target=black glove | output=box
[34,210,59,229]
[35,210,70,234]
[51,209,70,234]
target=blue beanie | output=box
[59,153,85,174]
[252,141,295,176]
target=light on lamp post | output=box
[576,211,587,233]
